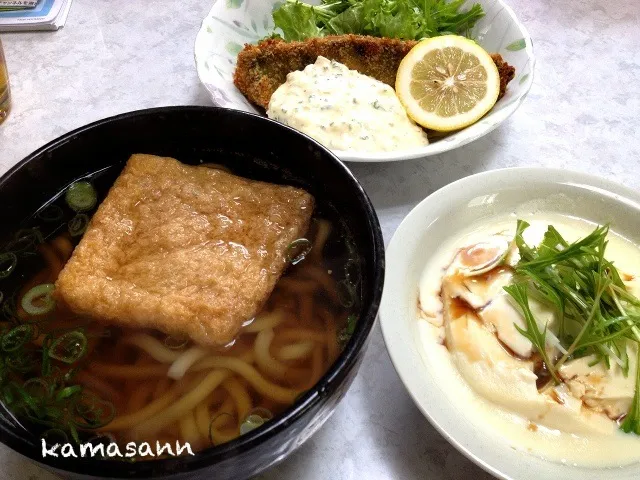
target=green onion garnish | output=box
[6,229,43,255]
[344,258,361,286]
[68,214,89,237]
[338,314,357,345]
[72,391,115,429]
[36,205,64,223]
[21,284,56,316]
[239,414,266,435]
[55,385,81,402]
[286,238,312,265]
[336,279,355,308]
[23,378,51,399]
[48,331,87,364]
[65,181,97,213]
[0,253,17,279]
[1,325,35,352]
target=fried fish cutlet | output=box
[55,154,315,347]
[233,34,515,110]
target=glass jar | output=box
[0,37,11,124]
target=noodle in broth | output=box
[0,169,359,458]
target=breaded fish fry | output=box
[234,35,515,110]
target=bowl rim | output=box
[379,166,640,480]
[0,106,386,477]
[193,0,536,162]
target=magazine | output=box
[0,0,72,31]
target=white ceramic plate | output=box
[379,168,640,480]
[194,0,535,162]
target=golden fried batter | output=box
[55,154,314,347]
[234,35,515,110]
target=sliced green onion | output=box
[68,214,90,237]
[6,229,43,255]
[37,205,64,223]
[338,314,357,345]
[2,294,17,321]
[6,354,35,373]
[336,280,355,308]
[286,238,312,265]
[72,392,115,428]
[68,422,80,443]
[23,378,51,399]
[240,414,266,435]
[21,283,56,316]
[48,331,87,364]
[56,385,82,402]
[344,258,361,286]
[164,335,189,350]
[1,324,34,352]
[65,181,97,212]
[0,253,17,279]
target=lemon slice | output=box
[396,35,500,132]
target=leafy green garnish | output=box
[506,220,640,435]
[504,284,561,384]
[271,0,485,42]
[621,347,640,434]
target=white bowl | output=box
[379,167,640,479]
[194,0,535,162]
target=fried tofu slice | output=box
[55,154,314,347]
[234,35,515,110]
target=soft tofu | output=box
[55,154,314,346]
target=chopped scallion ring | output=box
[7,229,43,254]
[344,258,361,286]
[23,378,51,399]
[286,238,312,265]
[65,181,97,212]
[48,331,87,364]
[37,205,64,223]
[240,414,266,435]
[0,253,17,279]
[72,391,115,429]
[21,283,56,316]
[68,214,90,237]
[1,324,35,352]
[336,279,356,308]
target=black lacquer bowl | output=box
[0,107,385,479]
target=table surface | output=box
[1,0,639,479]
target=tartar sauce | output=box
[267,56,429,153]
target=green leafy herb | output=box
[271,0,484,42]
[504,283,561,384]
[621,348,640,434]
[506,220,640,435]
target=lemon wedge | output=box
[395,35,500,132]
